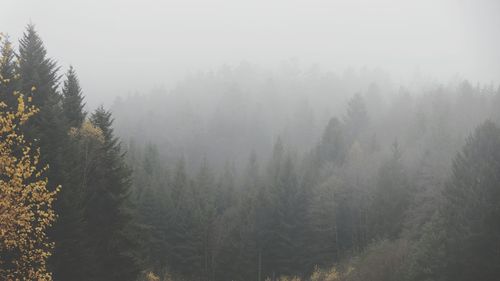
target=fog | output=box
[3,0,500,107]
[3,1,500,281]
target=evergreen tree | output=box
[371,142,411,239]
[316,117,346,166]
[13,25,90,281]
[440,120,500,281]
[344,93,368,142]
[52,122,97,281]
[87,107,141,281]
[165,158,201,279]
[17,24,64,187]
[61,66,86,128]
[263,139,309,278]
[0,35,18,109]
[17,24,59,109]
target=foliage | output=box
[0,91,58,279]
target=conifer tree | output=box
[263,139,308,277]
[17,24,64,187]
[61,66,86,128]
[371,142,411,239]
[87,107,141,281]
[440,120,500,281]
[344,93,368,142]
[0,35,18,109]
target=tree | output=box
[86,106,141,281]
[0,92,58,280]
[0,35,18,109]
[440,120,500,281]
[51,121,102,281]
[344,93,368,142]
[17,24,65,190]
[61,66,86,128]
[316,117,346,166]
[262,139,309,278]
[370,142,411,239]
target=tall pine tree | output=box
[87,107,141,281]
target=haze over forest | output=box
[1,1,500,281]
[3,0,500,107]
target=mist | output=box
[3,0,500,107]
[2,1,500,281]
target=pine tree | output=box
[51,122,97,281]
[440,120,500,281]
[370,142,411,239]
[344,93,368,142]
[263,139,308,278]
[61,66,86,128]
[166,159,199,277]
[17,24,59,109]
[0,35,18,109]
[17,24,64,188]
[316,117,346,166]
[87,106,141,281]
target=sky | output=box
[2,0,500,107]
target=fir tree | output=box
[87,106,141,281]
[370,142,411,239]
[441,120,500,281]
[17,24,64,187]
[0,35,18,109]
[61,66,86,128]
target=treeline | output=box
[0,26,140,280]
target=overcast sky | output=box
[3,0,500,107]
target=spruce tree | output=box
[17,24,64,187]
[370,142,411,239]
[61,66,86,128]
[344,93,368,142]
[87,106,141,281]
[0,35,18,109]
[441,120,500,281]
[263,139,308,278]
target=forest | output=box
[1,18,500,281]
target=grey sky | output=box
[3,0,499,107]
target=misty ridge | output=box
[2,1,500,281]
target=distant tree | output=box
[165,158,201,279]
[344,94,368,142]
[262,139,309,277]
[0,35,18,109]
[440,120,500,281]
[370,142,411,239]
[307,175,341,268]
[316,117,346,166]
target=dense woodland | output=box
[1,25,500,281]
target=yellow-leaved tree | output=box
[0,60,59,279]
